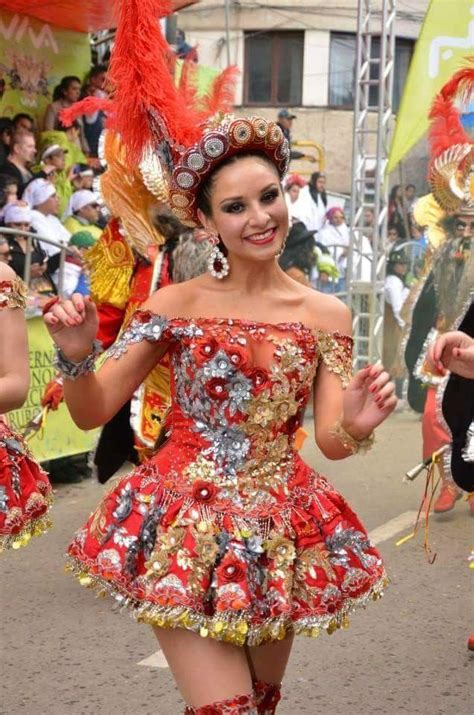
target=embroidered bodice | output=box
[0,278,27,310]
[68,311,386,647]
[106,311,352,515]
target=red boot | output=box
[468,634,474,651]
[433,483,462,513]
[253,681,282,714]
[184,692,258,714]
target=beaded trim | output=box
[65,555,387,647]
[169,116,290,228]
[54,340,102,380]
[0,503,53,554]
[331,421,375,455]
[413,328,445,388]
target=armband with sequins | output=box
[54,340,102,380]
[331,420,375,455]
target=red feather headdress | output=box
[60,0,289,228]
[429,58,474,160]
[428,57,474,213]
[60,0,238,167]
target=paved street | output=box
[1,411,472,715]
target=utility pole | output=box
[224,0,231,66]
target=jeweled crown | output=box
[169,115,290,227]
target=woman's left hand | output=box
[341,364,397,439]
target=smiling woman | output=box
[197,154,288,264]
[41,2,398,713]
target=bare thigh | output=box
[153,627,253,707]
[245,633,294,685]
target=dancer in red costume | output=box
[42,3,397,713]
[404,61,474,515]
[0,263,52,552]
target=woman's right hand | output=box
[43,294,99,361]
[427,330,474,379]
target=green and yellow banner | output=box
[0,8,91,125]
[388,0,474,172]
[8,317,99,463]
[175,59,220,96]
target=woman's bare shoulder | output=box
[143,275,210,318]
[0,263,17,282]
[301,287,352,335]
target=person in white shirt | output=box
[283,174,306,218]
[23,178,71,259]
[383,249,410,401]
[60,230,94,298]
[318,206,350,292]
[291,171,328,232]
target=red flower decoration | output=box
[192,480,218,503]
[226,346,247,370]
[219,557,246,583]
[194,337,219,366]
[285,414,301,435]
[246,367,270,393]
[206,377,229,400]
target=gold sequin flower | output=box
[265,535,296,567]
[195,531,220,566]
[158,526,185,552]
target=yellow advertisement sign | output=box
[388,0,474,172]
[0,8,91,124]
[8,317,99,463]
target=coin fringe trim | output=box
[65,555,388,647]
[0,502,53,554]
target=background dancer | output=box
[404,63,474,515]
[0,262,52,552]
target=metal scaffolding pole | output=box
[348,0,396,370]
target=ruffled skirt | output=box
[0,421,53,553]
[67,451,386,646]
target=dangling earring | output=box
[207,233,229,280]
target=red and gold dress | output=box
[0,278,52,553]
[67,311,386,645]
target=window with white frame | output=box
[244,31,304,106]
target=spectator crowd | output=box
[0,65,109,311]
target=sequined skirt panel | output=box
[67,439,386,645]
[0,421,52,553]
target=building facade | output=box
[177,0,430,195]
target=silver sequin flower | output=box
[326,522,377,570]
[0,485,9,513]
[107,315,170,360]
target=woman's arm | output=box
[312,297,396,460]
[0,266,29,412]
[43,103,56,131]
[44,295,173,430]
